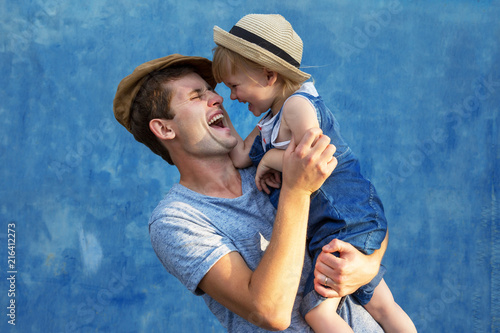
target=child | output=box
[212,14,416,333]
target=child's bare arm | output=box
[222,106,259,168]
[281,96,320,145]
[255,97,320,192]
[230,126,260,168]
[259,148,284,172]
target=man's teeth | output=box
[208,114,224,126]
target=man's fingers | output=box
[322,143,337,165]
[315,253,345,284]
[314,276,340,298]
[322,238,348,254]
[295,128,323,151]
[285,134,297,153]
[308,133,330,154]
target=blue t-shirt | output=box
[149,167,383,332]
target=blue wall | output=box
[1,1,499,332]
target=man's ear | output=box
[149,119,175,140]
[265,69,278,86]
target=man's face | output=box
[166,72,238,158]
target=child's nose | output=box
[229,90,237,100]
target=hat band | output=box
[229,25,300,68]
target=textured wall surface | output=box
[1,1,499,332]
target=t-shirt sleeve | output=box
[149,201,238,295]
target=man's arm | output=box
[199,129,337,330]
[313,231,389,298]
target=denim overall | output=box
[249,86,388,316]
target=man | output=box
[113,54,386,332]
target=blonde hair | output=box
[212,45,302,99]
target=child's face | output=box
[221,65,277,117]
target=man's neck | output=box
[177,157,243,199]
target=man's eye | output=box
[191,94,202,100]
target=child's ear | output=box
[149,119,175,140]
[265,69,278,86]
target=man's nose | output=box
[208,90,223,106]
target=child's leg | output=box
[363,278,417,333]
[305,297,354,333]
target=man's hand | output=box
[281,128,337,196]
[313,239,382,298]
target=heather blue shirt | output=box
[149,167,383,332]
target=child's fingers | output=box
[255,176,263,191]
[261,180,271,194]
[264,178,280,189]
[273,171,281,184]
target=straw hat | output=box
[213,14,310,83]
[113,54,215,132]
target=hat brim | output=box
[113,54,215,132]
[213,26,310,83]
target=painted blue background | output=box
[1,0,499,332]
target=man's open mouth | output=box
[208,114,225,128]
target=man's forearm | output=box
[248,187,310,329]
[199,189,311,332]
[249,129,336,325]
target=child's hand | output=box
[255,163,281,194]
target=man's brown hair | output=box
[129,65,197,165]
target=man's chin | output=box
[228,139,239,150]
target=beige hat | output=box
[213,14,310,83]
[113,54,216,132]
